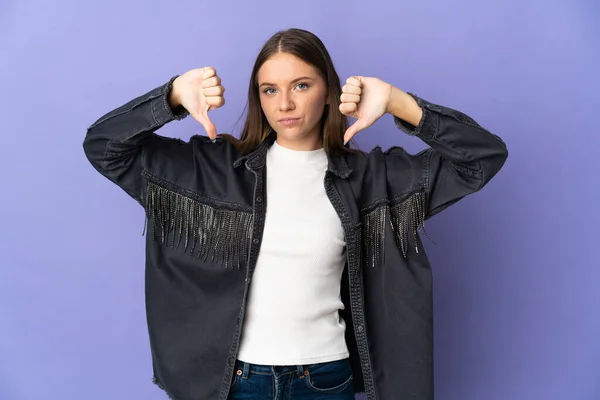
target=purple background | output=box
[1,1,598,399]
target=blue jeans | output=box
[228,357,356,399]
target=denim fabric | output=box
[228,358,355,400]
[83,78,508,400]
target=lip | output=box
[278,117,301,127]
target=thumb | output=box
[344,119,367,144]
[194,109,217,140]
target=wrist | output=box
[385,86,408,115]
[386,86,422,127]
[168,76,182,109]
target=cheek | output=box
[307,93,327,118]
[259,97,274,119]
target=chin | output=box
[275,129,306,141]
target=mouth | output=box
[278,117,301,126]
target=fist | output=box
[171,67,225,139]
[339,76,392,143]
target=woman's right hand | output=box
[169,67,225,140]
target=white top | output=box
[236,140,350,365]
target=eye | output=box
[296,83,310,90]
[263,87,276,94]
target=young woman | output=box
[83,28,508,400]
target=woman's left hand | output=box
[339,76,395,143]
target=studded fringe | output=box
[389,190,430,259]
[144,181,253,269]
[360,206,388,268]
[361,191,431,265]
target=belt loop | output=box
[296,364,304,378]
[242,361,250,379]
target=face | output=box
[257,52,328,150]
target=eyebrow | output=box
[259,76,314,87]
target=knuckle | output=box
[203,77,217,87]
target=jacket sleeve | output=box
[385,93,508,219]
[82,77,189,206]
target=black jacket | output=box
[83,77,508,400]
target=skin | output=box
[255,52,423,150]
[257,52,328,151]
[168,56,423,145]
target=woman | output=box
[83,28,508,400]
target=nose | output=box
[278,91,295,112]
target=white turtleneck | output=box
[236,140,350,366]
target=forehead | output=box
[257,52,320,83]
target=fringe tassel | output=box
[361,191,432,265]
[144,181,253,269]
[360,206,387,268]
[389,191,431,259]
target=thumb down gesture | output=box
[339,76,393,144]
[171,67,225,140]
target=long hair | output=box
[221,28,351,156]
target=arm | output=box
[83,67,224,206]
[82,77,188,206]
[385,87,508,218]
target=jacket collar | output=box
[232,131,352,179]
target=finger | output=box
[344,119,368,143]
[202,67,216,80]
[342,84,362,95]
[339,102,357,117]
[346,76,363,88]
[202,76,221,88]
[202,85,225,97]
[205,96,225,108]
[192,96,218,139]
[196,112,217,140]
[340,93,360,104]
[190,110,215,137]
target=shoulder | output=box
[141,133,245,184]
[344,144,423,173]
[343,144,427,200]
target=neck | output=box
[275,134,322,151]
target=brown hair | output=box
[221,28,352,155]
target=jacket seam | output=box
[141,170,252,213]
[359,183,425,215]
[88,87,163,131]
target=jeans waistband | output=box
[234,360,306,379]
